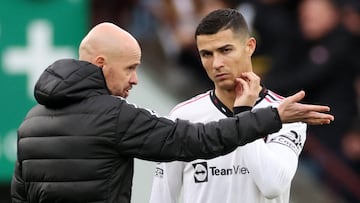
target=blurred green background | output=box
[0,0,88,200]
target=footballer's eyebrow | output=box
[199,49,212,55]
[217,44,234,51]
[199,44,233,55]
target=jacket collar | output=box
[34,59,110,108]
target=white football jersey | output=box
[150,88,306,203]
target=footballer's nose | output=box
[212,54,225,70]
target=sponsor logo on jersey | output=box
[192,162,208,183]
[269,130,303,155]
[154,167,164,178]
[192,162,249,183]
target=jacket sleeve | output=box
[242,122,306,198]
[149,161,184,203]
[116,99,282,162]
[11,160,27,203]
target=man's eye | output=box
[128,66,136,71]
[202,52,211,57]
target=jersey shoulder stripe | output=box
[170,91,211,114]
[264,90,284,104]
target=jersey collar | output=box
[210,86,269,118]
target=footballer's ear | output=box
[246,37,256,55]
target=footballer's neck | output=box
[214,88,236,112]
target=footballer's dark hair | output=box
[195,8,250,39]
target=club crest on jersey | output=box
[269,130,303,155]
[192,162,208,183]
[154,167,164,178]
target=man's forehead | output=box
[197,30,237,51]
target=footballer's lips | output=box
[215,72,230,80]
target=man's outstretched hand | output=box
[278,91,334,125]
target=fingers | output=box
[235,72,261,95]
[301,104,331,113]
[235,77,247,92]
[278,90,335,124]
[306,111,335,121]
[284,91,331,112]
[284,110,335,125]
[303,117,333,125]
[240,72,261,86]
[239,72,261,95]
[234,72,262,107]
[234,78,256,107]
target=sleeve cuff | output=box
[271,107,281,123]
[233,106,252,115]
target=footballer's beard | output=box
[215,79,236,91]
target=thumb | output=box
[285,90,305,104]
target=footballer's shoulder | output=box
[264,90,285,104]
[170,91,211,114]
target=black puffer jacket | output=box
[11,59,281,203]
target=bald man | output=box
[11,22,333,203]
